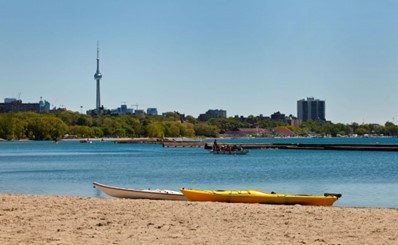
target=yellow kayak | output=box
[180,188,341,206]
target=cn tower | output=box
[94,42,102,112]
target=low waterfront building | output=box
[0,98,51,113]
[147,108,158,115]
[287,116,302,127]
[272,127,296,137]
[4,98,18,103]
[270,111,286,122]
[224,127,295,138]
[231,128,268,137]
[86,106,110,115]
[134,109,145,115]
[111,104,134,115]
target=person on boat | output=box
[225,144,231,153]
[213,139,220,151]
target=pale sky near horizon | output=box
[1,0,398,124]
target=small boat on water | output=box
[80,139,92,143]
[210,140,248,155]
[180,188,341,206]
[93,182,187,201]
[210,149,249,155]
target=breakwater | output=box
[162,141,398,151]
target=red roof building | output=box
[272,127,296,137]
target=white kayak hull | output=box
[93,182,187,201]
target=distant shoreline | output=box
[0,137,200,143]
[1,135,396,143]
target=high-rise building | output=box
[297,97,325,121]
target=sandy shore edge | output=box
[1,194,397,244]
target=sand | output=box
[1,194,397,244]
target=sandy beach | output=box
[1,194,397,244]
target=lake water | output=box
[1,138,397,208]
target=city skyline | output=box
[1,1,398,124]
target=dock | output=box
[114,139,166,144]
[162,142,398,151]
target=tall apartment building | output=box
[297,97,325,121]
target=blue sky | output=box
[1,0,398,124]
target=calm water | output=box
[1,138,398,208]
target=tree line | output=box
[0,111,398,141]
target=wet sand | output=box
[1,194,397,244]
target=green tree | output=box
[185,115,197,124]
[384,122,398,136]
[0,113,18,140]
[165,122,181,137]
[355,127,368,136]
[163,112,180,121]
[26,115,68,140]
[125,117,142,137]
[69,125,93,137]
[76,115,93,126]
[179,122,195,137]
[194,123,219,137]
[147,122,165,138]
